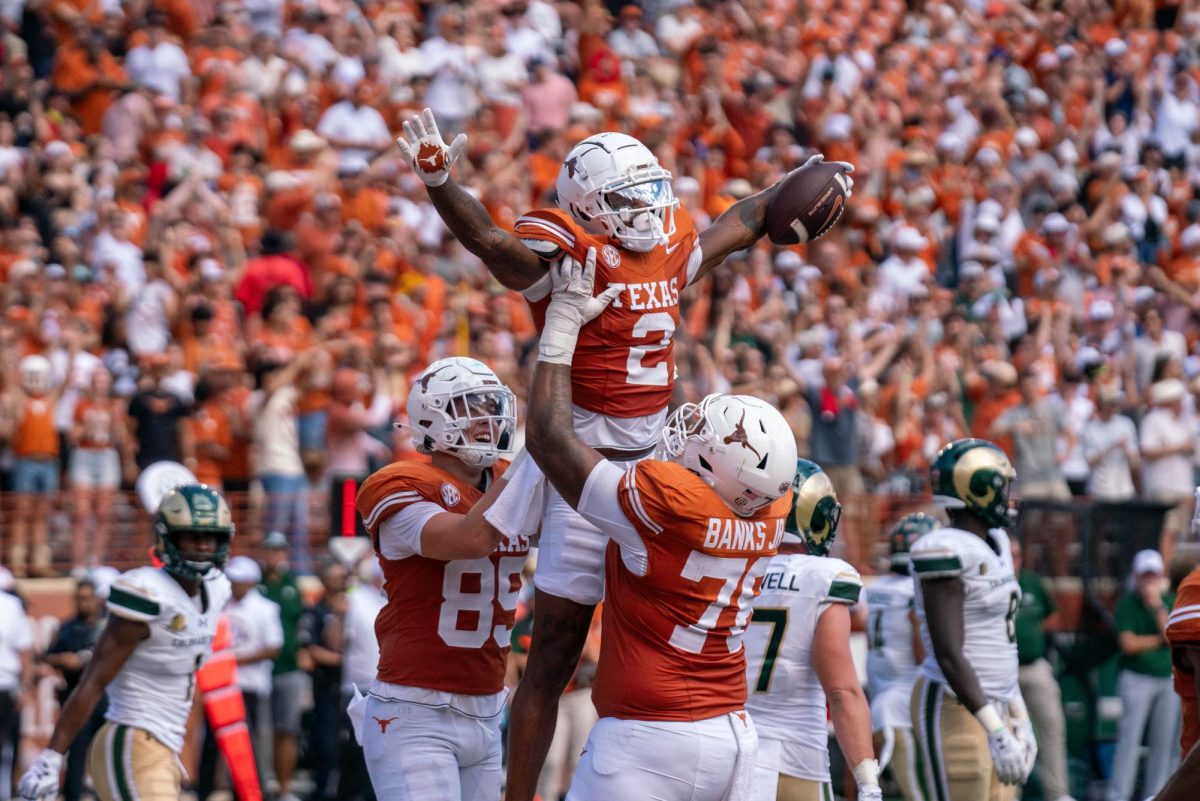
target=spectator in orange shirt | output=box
[52,28,128,135]
[8,350,70,577]
[67,367,126,571]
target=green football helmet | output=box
[787,459,842,556]
[153,484,234,580]
[887,512,939,573]
[929,438,1016,529]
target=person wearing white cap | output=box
[877,226,931,305]
[1153,72,1198,168]
[196,555,282,800]
[1107,549,1180,801]
[1081,386,1139,502]
[1141,378,1195,556]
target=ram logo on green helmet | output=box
[154,484,235,580]
[787,459,843,557]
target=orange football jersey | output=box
[515,206,699,419]
[592,459,791,721]
[1167,567,1200,755]
[355,460,528,696]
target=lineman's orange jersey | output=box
[514,206,700,419]
[1167,567,1200,754]
[592,459,790,721]
[355,460,528,696]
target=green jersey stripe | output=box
[108,587,160,617]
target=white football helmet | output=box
[658,394,798,517]
[405,357,516,468]
[19,355,53,394]
[556,132,678,253]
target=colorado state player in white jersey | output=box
[19,485,234,801]
[865,513,938,801]
[910,439,1037,801]
[394,108,855,800]
[743,460,881,801]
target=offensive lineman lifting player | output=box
[395,107,853,801]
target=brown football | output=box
[765,161,852,245]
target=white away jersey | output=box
[865,572,919,731]
[911,527,1020,701]
[744,553,862,782]
[105,566,232,753]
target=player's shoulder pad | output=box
[107,566,168,622]
[909,528,971,579]
[515,208,588,261]
[619,460,703,535]
[356,462,438,532]
[822,557,863,604]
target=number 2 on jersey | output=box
[669,551,768,654]
[438,556,525,649]
[626,312,675,387]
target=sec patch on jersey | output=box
[766,161,852,245]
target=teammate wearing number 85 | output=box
[911,439,1036,801]
[524,251,796,800]
[352,357,526,801]
[742,460,882,801]
[19,485,234,801]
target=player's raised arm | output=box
[395,109,544,291]
[524,248,621,508]
[693,154,854,283]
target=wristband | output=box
[538,304,582,365]
[975,703,1005,734]
[852,758,880,787]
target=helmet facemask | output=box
[596,174,678,252]
[155,524,232,581]
[424,386,516,469]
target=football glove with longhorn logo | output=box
[396,108,468,187]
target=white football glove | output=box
[853,758,882,801]
[987,725,1027,785]
[395,108,467,187]
[19,749,63,801]
[801,152,855,195]
[539,247,622,365]
[857,784,883,801]
[1011,716,1038,781]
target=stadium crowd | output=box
[1,0,1200,574]
[1,0,1200,797]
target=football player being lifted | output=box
[353,357,526,801]
[743,460,881,801]
[910,440,1037,801]
[20,486,235,801]
[395,108,852,801]
[522,248,796,800]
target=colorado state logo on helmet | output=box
[154,484,235,580]
[930,438,1016,529]
[788,459,842,556]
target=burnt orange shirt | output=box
[15,397,59,459]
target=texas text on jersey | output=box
[516,206,701,421]
[356,460,528,696]
[593,458,791,721]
